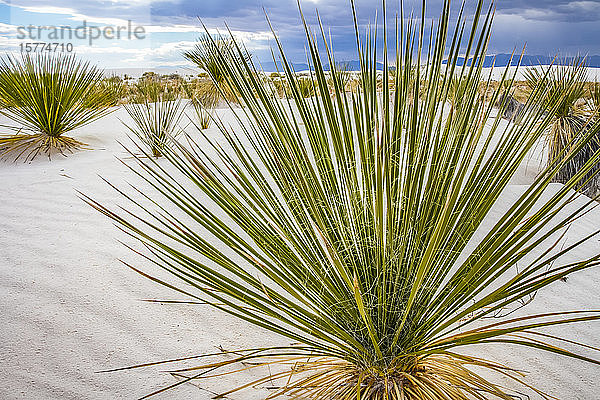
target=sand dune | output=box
[0,108,598,399]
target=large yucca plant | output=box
[524,58,591,183]
[0,53,113,161]
[88,1,600,398]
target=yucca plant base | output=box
[0,133,86,161]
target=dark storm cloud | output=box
[7,0,600,59]
[147,0,600,56]
[496,0,600,22]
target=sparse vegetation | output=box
[97,75,127,106]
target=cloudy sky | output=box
[1,0,599,71]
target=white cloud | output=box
[15,4,151,26]
[19,5,77,15]
[0,22,19,34]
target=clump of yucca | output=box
[525,58,600,196]
[88,1,600,399]
[524,59,588,174]
[122,86,186,158]
[296,76,316,98]
[0,53,113,161]
[183,34,247,107]
[190,101,211,129]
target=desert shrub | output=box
[133,78,166,103]
[0,53,113,161]
[90,1,600,399]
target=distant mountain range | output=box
[259,60,385,72]
[260,54,600,72]
[449,54,600,68]
[105,54,600,78]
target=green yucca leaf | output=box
[0,52,113,161]
[88,0,600,398]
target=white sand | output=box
[0,107,598,399]
[481,66,600,81]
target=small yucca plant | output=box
[296,76,316,97]
[181,80,212,129]
[446,75,471,108]
[88,1,600,399]
[189,100,211,129]
[122,88,186,157]
[0,53,113,161]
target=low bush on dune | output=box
[0,53,114,161]
[88,0,600,398]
